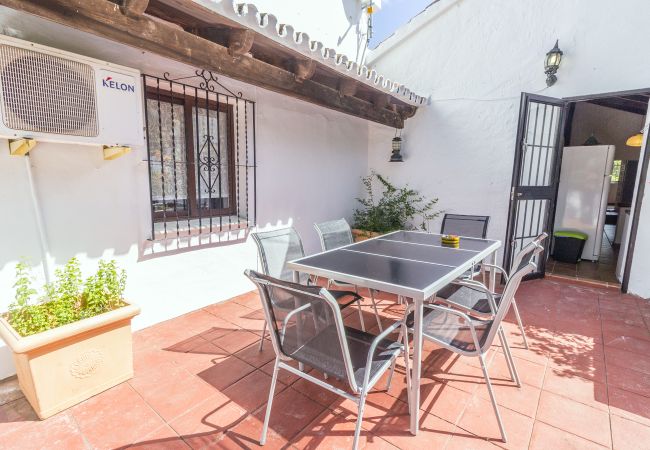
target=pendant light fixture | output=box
[626,129,644,147]
[390,129,403,162]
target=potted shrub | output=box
[352,171,440,241]
[0,258,139,419]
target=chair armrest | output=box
[361,320,403,389]
[280,303,313,344]
[439,280,497,318]
[482,263,509,282]
[421,303,483,353]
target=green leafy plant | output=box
[353,171,440,233]
[5,258,127,337]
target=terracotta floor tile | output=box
[5,278,650,449]
[418,380,473,424]
[0,412,86,450]
[0,377,23,407]
[292,409,396,450]
[457,395,534,449]
[542,368,609,411]
[71,382,167,450]
[223,369,287,413]
[252,387,326,441]
[368,409,456,450]
[232,339,276,368]
[529,421,607,450]
[291,375,347,409]
[602,321,650,341]
[608,386,650,427]
[260,359,301,386]
[139,372,221,424]
[129,424,190,449]
[475,378,542,418]
[486,353,546,389]
[445,430,500,450]
[605,347,650,375]
[535,391,611,447]
[231,290,262,309]
[195,354,256,391]
[0,397,39,437]
[213,329,262,354]
[603,332,650,355]
[221,413,290,450]
[168,391,248,449]
[611,414,650,450]
[606,363,650,397]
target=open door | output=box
[504,93,567,278]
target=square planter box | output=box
[0,302,140,419]
[351,229,384,242]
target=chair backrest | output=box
[480,245,542,352]
[509,232,548,274]
[250,228,306,282]
[245,269,360,392]
[314,218,353,251]
[441,214,490,239]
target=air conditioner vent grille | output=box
[0,45,98,137]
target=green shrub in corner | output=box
[353,171,441,233]
[6,258,127,337]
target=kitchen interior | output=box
[548,93,649,286]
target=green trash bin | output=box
[552,230,588,263]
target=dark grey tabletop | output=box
[288,230,501,300]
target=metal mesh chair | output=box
[251,227,364,350]
[440,214,490,238]
[403,254,537,443]
[246,270,408,450]
[314,219,384,331]
[477,232,549,349]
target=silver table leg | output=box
[409,296,423,435]
[489,250,498,293]
[293,270,305,372]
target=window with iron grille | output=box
[143,73,256,241]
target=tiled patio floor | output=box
[2,278,650,449]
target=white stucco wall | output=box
[366,0,650,297]
[0,8,369,378]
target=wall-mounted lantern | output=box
[390,130,403,162]
[544,40,563,87]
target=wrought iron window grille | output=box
[143,71,257,243]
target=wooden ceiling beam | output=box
[227,28,255,57]
[3,0,406,128]
[120,0,148,16]
[293,59,316,83]
[338,78,358,97]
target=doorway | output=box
[505,90,650,290]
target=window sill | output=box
[152,216,251,241]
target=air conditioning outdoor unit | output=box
[0,35,144,147]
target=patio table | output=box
[288,229,501,435]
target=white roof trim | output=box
[193,0,427,106]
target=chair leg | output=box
[369,289,383,331]
[498,327,521,387]
[511,299,529,349]
[260,357,280,445]
[352,391,368,450]
[402,323,412,407]
[259,322,266,352]
[478,354,508,443]
[356,299,366,332]
[385,327,404,390]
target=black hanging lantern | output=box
[544,40,563,87]
[390,130,403,162]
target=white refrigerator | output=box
[554,145,615,261]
